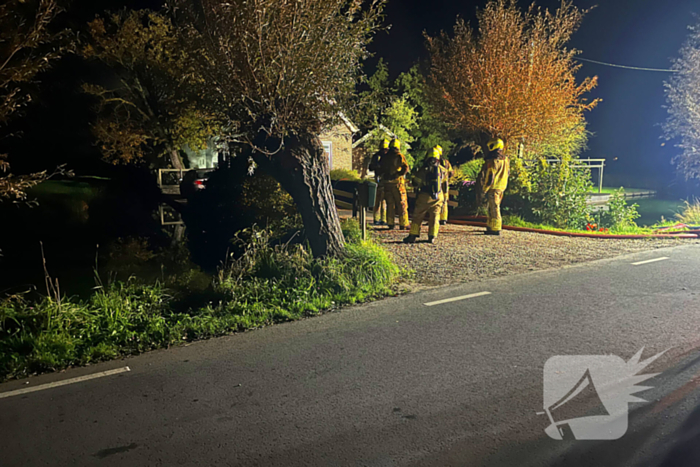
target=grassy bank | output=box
[0,221,400,381]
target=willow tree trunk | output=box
[169,147,184,170]
[252,132,345,258]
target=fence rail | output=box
[541,158,606,194]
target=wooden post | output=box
[361,207,367,241]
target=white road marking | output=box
[424,291,492,307]
[0,367,130,400]
[632,257,670,266]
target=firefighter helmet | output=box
[487,139,504,152]
[390,139,401,150]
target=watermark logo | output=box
[541,348,665,440]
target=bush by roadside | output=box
[0,220,399,381]
[599,188,641,232]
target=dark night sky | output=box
[6,0,699,191]
[369,0,700,189]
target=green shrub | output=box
[522,160,592,229]
[215,226,398,315]
[602,188,640,231]
[340,218,363,243]
[454,159,485,183]
[330,169,362,182]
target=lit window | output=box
[322,141,332,168]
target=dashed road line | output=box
[424,291,492,307]
[632,257,670,266]
[0,367,131,400]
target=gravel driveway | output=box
[372,224,695,287]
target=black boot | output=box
[485,229,501,236]
[439,220,447,226]
[403,234,417,244]
[427,236,436,244]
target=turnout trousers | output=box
[410,192,445,238]
[373,180,387,223]
[486,189,504,232]
[382,178,409,228]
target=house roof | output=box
[338,112,360,134]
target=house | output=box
[319,114,360,171]
[182,137,221,169]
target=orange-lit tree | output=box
[426,0,599,161]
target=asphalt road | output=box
[2,244,700,466]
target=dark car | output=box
[179,169,213,199]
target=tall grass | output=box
[0,220,399,380]
[676,199,700,225]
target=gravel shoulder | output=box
[372,224,696,288]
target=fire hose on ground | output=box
[448,217,700,239]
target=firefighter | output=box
[368,139,389,225]
[403,147,447,244]
[479,138,510,236]
[436,145,454,225]
[380,138,410,230]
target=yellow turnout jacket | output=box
[481,153,510,193]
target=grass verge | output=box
[502,215,678,236]
[0,220,400,381]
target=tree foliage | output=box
[380,96,418,165]
[171,0,386,144]
[352,58,392,131]
[355,94,419,170]
[0,0,70,200]
[664,22,700,179]
[394,65,456,161]
[354,62,449,170]
[81,10,219,169]
[425,0,599,158]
